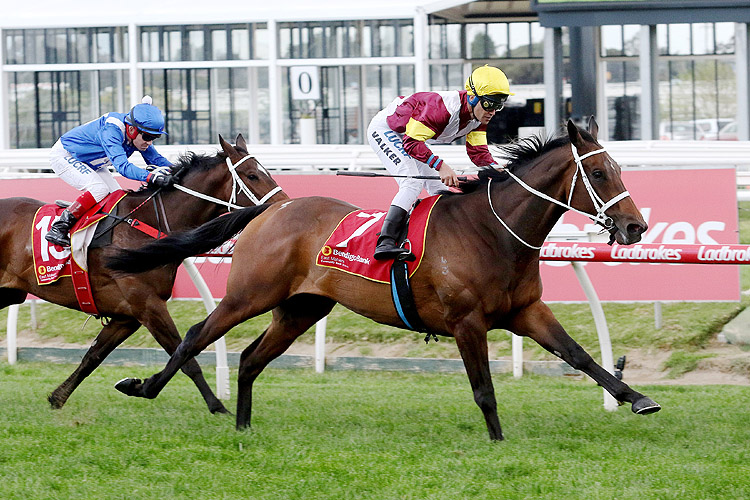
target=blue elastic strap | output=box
[391,266,415,330]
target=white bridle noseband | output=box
[488,143,631,250]
[173,154,282,210]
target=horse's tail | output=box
[106,204,271,274]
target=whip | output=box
[336,171,470,181]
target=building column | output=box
[543,27,563,135]
[128,22,140,107]
[737,23,750,141]
[639,25,659,140]
[0,28,8,149]
[413,7,429,91]
[268,19,282,145]
[568,26,597,125]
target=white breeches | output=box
[50,140,121,202]
[367,111,444,211]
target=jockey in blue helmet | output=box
[124,100,168,137]
[46,96,174,248]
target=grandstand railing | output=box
[3,140,750,174]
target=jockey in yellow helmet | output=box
[367,65,513,261]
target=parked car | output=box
[697,118,735,140]
[715,120,738,141]
[659,121,701,140]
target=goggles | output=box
[479,94,508,112]
[140,131,161,142]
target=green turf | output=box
[0,363,748,500]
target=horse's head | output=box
[565,118,647,245]
[217,134,289,207]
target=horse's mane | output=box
[131,149,230,195]
[457,129,595,194]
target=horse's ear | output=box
[567,119,584,147]
[219,134,237,157]
[235,133,248,151]
[587,116,599,140]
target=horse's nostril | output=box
[628,223,646,235]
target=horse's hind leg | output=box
[134,302,228,414]
[116,290,272,402]
[235,294,336,430]
[48,317,140,409]
[509,301,660,415]
[0,288,28,309]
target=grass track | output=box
[1,363,749,500]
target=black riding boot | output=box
[374,205,415,261]
[45,209,78,248]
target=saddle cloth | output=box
[316,195,440,283]
[32,190,127,286]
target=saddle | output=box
[316,196,438,336]
[32,190,163,316]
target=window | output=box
[4,27,128,64]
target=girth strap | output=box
[390,259,431,337]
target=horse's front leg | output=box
[49,317,140,409]
[453,316,503,441]
[116,294,251,402]
[509,300,660,415]
[115,315,213,401]
[135,302,228,414]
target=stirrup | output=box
[45,230,71,248]
[374,242,414,261]
[374,243,408,260]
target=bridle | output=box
[488,143,631,250]
[173,154,282,210]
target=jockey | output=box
[367,65,513,260]
[46,96,174,248]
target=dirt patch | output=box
[4,333,749,386]
[282,340,750,386]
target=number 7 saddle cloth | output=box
[316,195,441,283]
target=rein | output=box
[488,143,631,250]
[173,155,282,210]
[99,152,281,239]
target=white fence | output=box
[4,140,750,174]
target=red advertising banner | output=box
[2,166,739,302]
[540,167,739,301]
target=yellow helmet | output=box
[465,65,514,97]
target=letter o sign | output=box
[290,66,320,100]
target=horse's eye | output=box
[246,174,259,181]
[592,169,604,179]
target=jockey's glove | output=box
[146,171,174,188]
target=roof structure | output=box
[0,0,477,28]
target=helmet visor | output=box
[480,94,508,112]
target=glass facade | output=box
[0,16,743,148]
[601,22,736,141]
[428,20,555,142]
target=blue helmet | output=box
[124,97,168,136]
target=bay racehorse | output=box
[0,134,288,413]
[108,119,660,440]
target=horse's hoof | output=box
[632,396,661,415]
[210,403,231,415]
[47,393,65,410]
[115,377,142,397]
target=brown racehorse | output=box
[108,120,660,440]
[0,134,288,414]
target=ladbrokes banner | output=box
[541,167,739,301]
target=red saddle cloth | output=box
[316,195,441,283]
[32,190,127,314]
